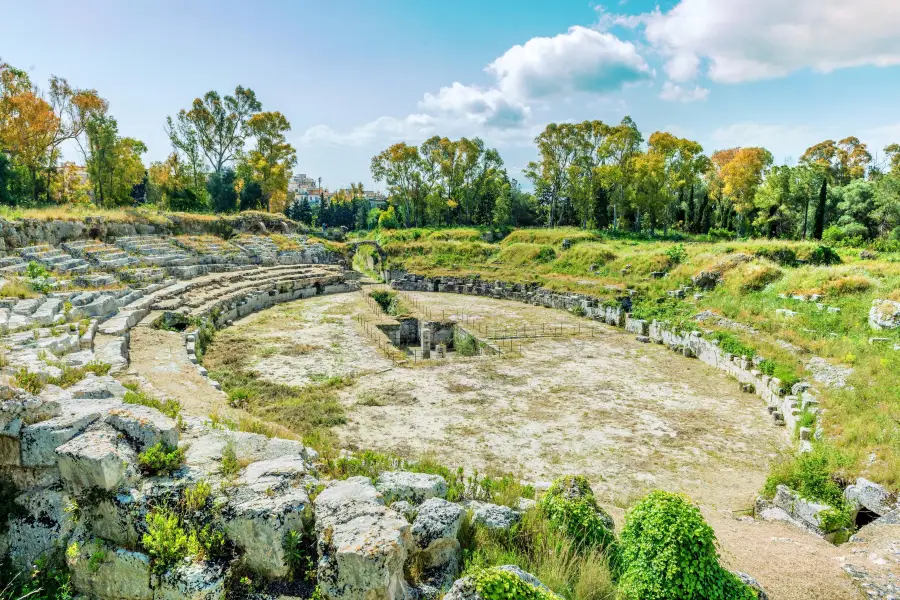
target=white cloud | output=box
[659,81,709,102]
[635,0,900,83]
[487,26,652,98]
[298,115,438,147]
[418,82,530,129]
[299,25,651,147]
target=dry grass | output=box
[0,279,39,299]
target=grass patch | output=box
[124,388,182,420]
[202,329,348,452]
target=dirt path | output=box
[125,327,227,418]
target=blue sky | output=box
[3,0,899,190]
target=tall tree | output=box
[371,143,424,228]
[165,110,206,192]
[0,91,58,203]
[526,123,577,227]
[801,140,843,239]
[599,116,642,230]
[244,111,296,212]
[183,86,261,174]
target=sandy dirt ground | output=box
[125,327,231,418]
[181,290,875,600]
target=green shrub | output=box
[711,331,755,358]
[665,244,687,265]
[539,476,615,554]
[454,328,480,357]
[754,247,797,266]
[535,246,557,263]
[461,508,616,600]
[142,509,190,574]
[137,442,185,476]
[628,296,692,326]
[762,444,852,530]
[14,367,45,394]
[619,491,756,600]
[221,440,240,479]
[470,567,557,600]
[806,245,842,265]
[369,289,397,313]
[183,480,211,512]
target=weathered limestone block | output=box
[69,374,128,400]
[4,487,75,569]
[375,471,448,504]
[87,490,146,549]
[411,497,465,585]
[222,474,310,578]
[468,501,521,530]
[390,500,416,522]
[845,477,897,517]
[624,317,649,336]
[104,404,178,451]
[153,561,226,600]
[21,411,100,467]
[56,423,140,492]
[67,537,153,600]
[80,295,119,318]
[236,456,310,493]
[95,337,130,374]
[314,476,413,600]
[869,299,900,330]
[773,485,834,533]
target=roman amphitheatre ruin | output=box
[0,214,897,600]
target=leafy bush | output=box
[461,508,616,600]
[806,245,842,265]
[25,261,49,280]
[619,491,756,600]
[753,246,797,267]
[535,246,557,263]
[142,509,190,574]
[758,359,800,389]
[137,441,185,476]
[665,244,687,265]
[763,443,846,508]
[470,567,557,600]
[628,296,692,326]
[540,476,615,554]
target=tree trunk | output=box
[812,177,827,240]
[687,184,695,232]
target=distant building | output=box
[288,173,318,195]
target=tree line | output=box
[0,57,297,213]
[369,118,900,244]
